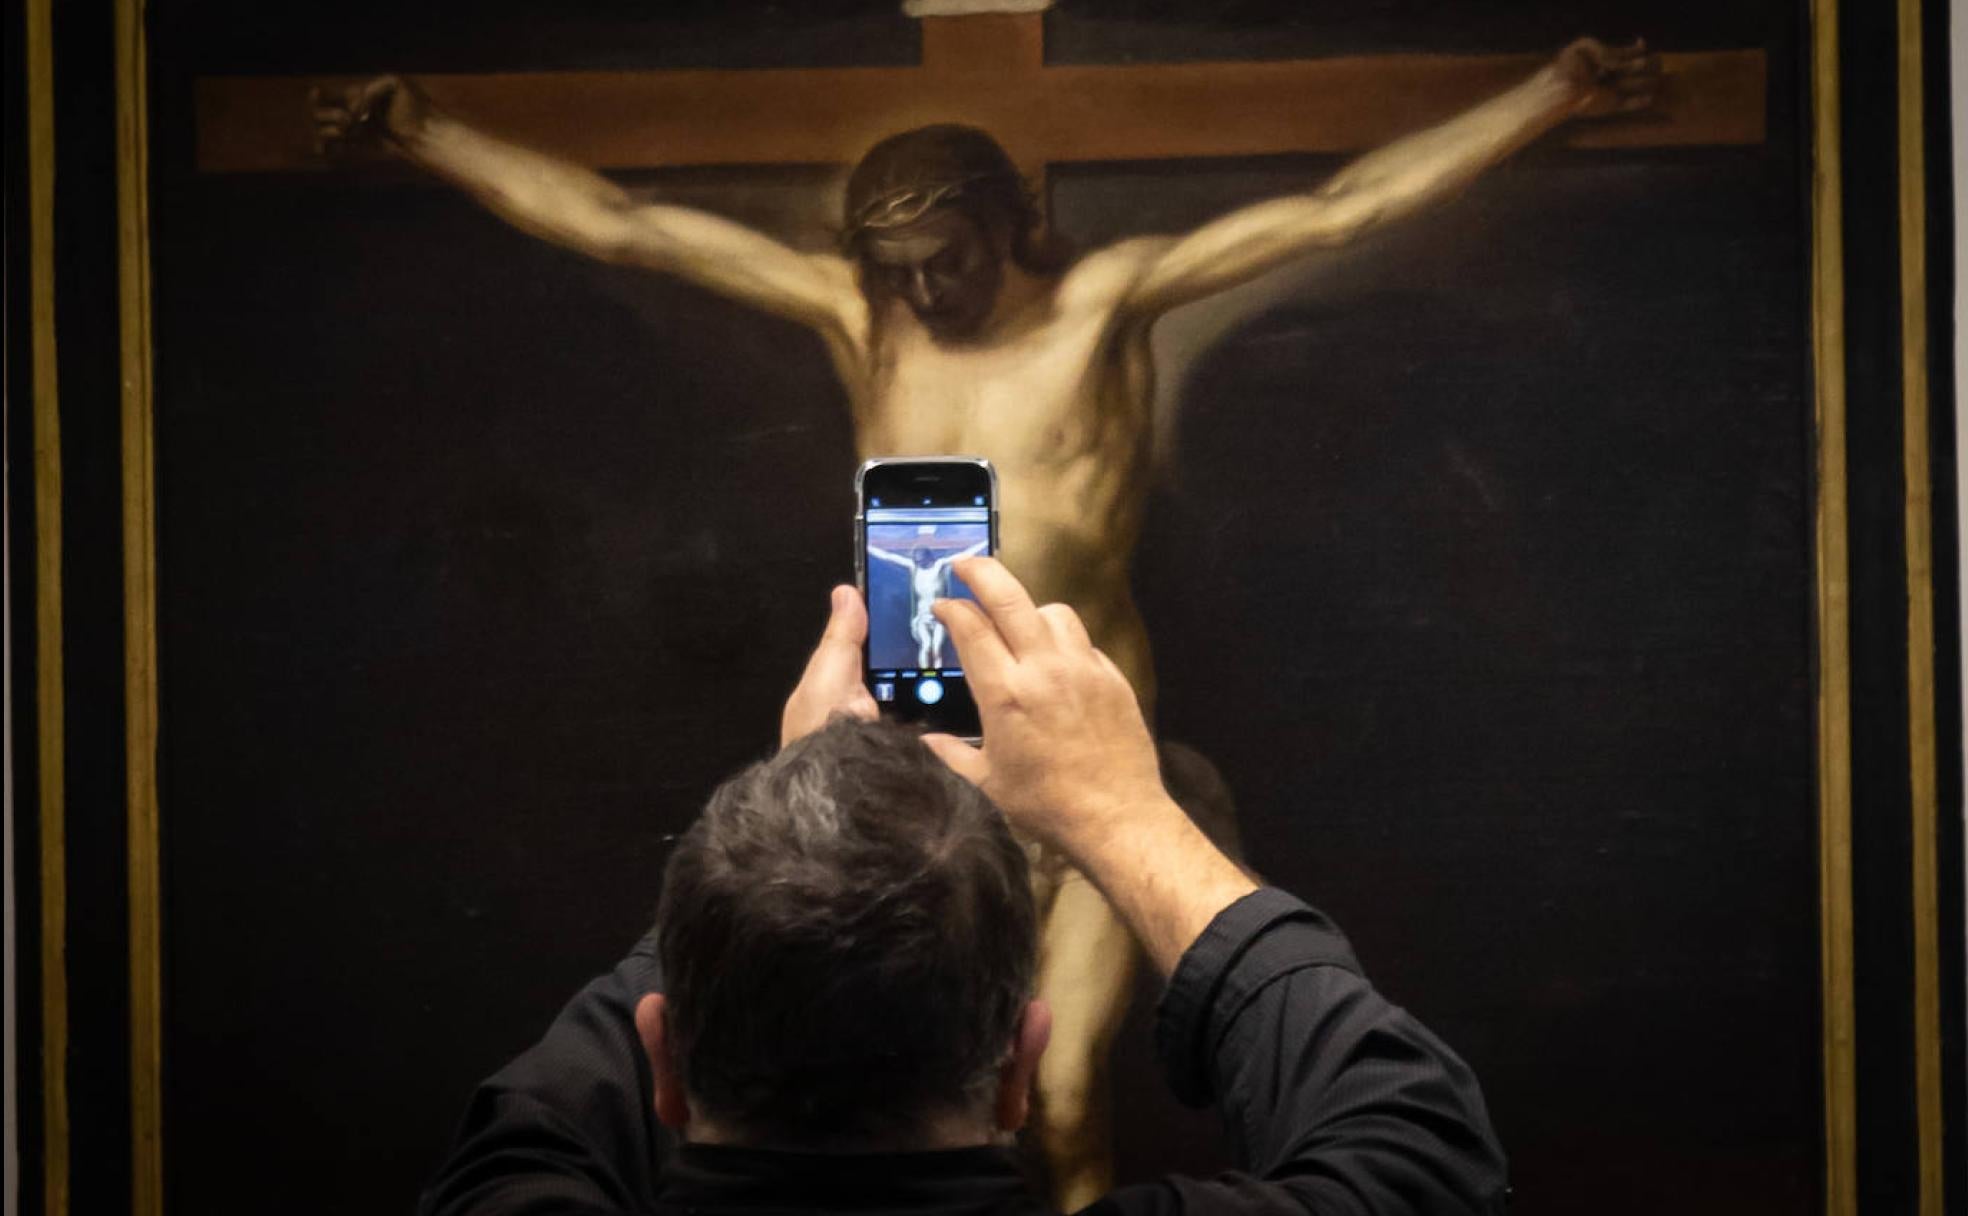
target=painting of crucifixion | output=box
[154,2,1816,1213]
[298,22,1674,1202]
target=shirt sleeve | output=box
[418,927,671,1216]
[1094,888,1509,1216]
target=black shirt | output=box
[421,888,1508,1215]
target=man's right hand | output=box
[922,557,1169,857]
[923,558,1259,975]
[311,74,428,157]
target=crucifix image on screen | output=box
[865,520,989,673]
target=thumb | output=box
[800,585,865,679]
[821,584,868,647]
[920,733,989,787]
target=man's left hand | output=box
[780,585,879,748]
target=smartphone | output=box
[855,457,998,738]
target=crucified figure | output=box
[315,37,1657,1207]
[869,539,991,669]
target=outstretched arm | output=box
[313,77,863,341]
[936,539,992,571]
[1110,38,1659,319]
[867,545,917,570]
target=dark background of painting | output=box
[142,2,1820,1212]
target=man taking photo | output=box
[421,558,1508,1214]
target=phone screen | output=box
[859,461,993,735]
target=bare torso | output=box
[828,249,1164,712]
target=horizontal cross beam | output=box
[195,16,1764,174]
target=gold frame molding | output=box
[28,0,70,1210]
[1810,0,1857,1211]
[1895,0,1944,1212]
[42,1,1940,1212]
[116,0,165,1210]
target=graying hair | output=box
[656,717,1037,1146]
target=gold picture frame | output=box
[16,1,1949,1211]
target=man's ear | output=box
[634,993,692,1131]
[995,998,1052,1132]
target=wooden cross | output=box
[196,8,1764,189]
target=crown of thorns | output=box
[842,172,1030,247]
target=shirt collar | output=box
[656,1142,1044,1213]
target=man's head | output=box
[840,125,1066,340]
[642,717,1044,1149]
